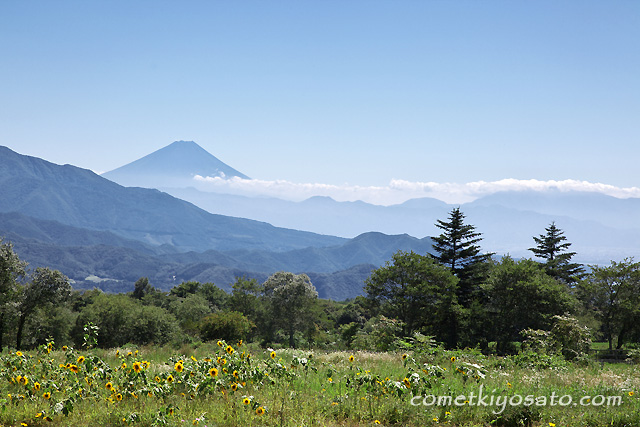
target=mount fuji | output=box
[102,140,249,188]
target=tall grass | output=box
[0,342,638,426]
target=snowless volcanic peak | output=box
[102,140,249,187]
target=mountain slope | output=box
[0,146,344,252]
[0,213,429,300]
[102,140,249,188]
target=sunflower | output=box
[256,406,265,416]
[142,361,150,369]
[166,375,174,383]
[33,382,41,391]
[175,362,184,372]
[217,340,224,347]
[115,393,123,401]
[132,362,142,373]
[403,377,411,388]
[349,355,355,363]
[233,370,239,378]
[105,382,113,391]
[270,351,276,360]
[630,391,635,397]
[231,383,238,391]
[226,345,234,355]
[70,364,79,374]
[15,351,23,357]
[450,356,456,363]
[77,355,85,364]
[62,345,68,351]
[43,391,51,400]
[121,362,127,370]
[18,376,28,386]
[402,353,408,360]
[220,358,227,365]
[209,367,218,378]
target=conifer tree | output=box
[529,222,584,284]
[432,208,492,307]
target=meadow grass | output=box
[0,342,638,427]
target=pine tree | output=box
[529,222,584,284]
[432,207,493,307]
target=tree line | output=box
[1,208,639,353]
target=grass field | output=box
[1,341,638,427]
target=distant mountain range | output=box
[0,145,434,299]
[3,141,640,300]
[111,141,640,265]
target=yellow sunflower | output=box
[256,406,265,416]
[175,362,184,372]
[133,361,142,373]
[209,367,218,378]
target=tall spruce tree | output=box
[529,222,584,284]
[432,207,493,307]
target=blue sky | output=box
[1,1,638,202]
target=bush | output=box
[199,310,254,343]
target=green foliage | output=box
[521,315,592,361]
[364,250,461,346]
[73,293,179,347]
[169,293,211,333]
[16,267,71,349]
[263,272,318,347]
[529,222,584,283]
[432,207,493,307]
[351,316,405,351]
[482,257,576,353]
[131,277,152,299]
[578,258,640,349]
[199,310,254,343]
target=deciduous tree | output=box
[482,257,576,353]
[16,267,71,349]
[0,238,27,351]
[263,272,318,348]
[364,250,461,347]
[577,258,640,350]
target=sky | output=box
[1,1,639,204]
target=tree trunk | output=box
[16,313,27,350]
[0,312,4,352]
[289,325,295,348]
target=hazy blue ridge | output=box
[0,145,345,253]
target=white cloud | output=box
[192,175,640,205]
